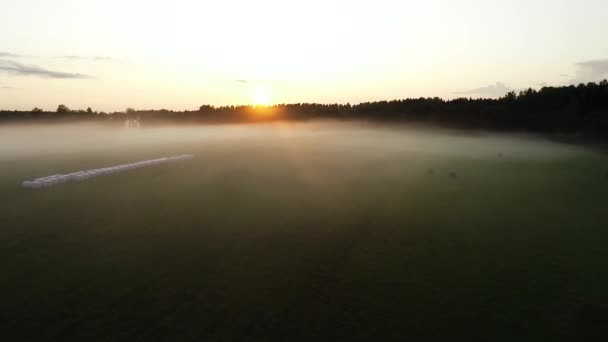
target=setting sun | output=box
[253,86,271,106]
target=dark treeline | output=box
[2,80,608,136]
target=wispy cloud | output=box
[1,85,13,89]
[59,55,112,62]
[93,56,111,61]
[454,82,513,98]
[234,79,270,85]
[61,55,87,60]
[0,52,112,62]
[571,58,608,84]
[0,59,91,79]
[0,51,22,58]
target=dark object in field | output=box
[450,172,457,179]
[498,153,503,158]
[575,303,608,340]
[427,168,435,175]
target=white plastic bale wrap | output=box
[22,154,194,189]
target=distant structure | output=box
[125,117,141,128]
[125,108,141,128]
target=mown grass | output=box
[1,123,608,341]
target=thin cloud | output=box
[60,55,112,62]
[0,59,91,79]
[571,58,608,83]
[454,82,513,98]
[62,55,87,60]
[0,51,22,58]
[235,79,248,84]
[93,56,111,61]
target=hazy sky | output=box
[1,0,608,111]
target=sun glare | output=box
[253,87,271,106]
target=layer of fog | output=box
[0,121,597,163]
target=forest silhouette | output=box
[2,80,608,136]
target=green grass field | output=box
[2,122,608,341]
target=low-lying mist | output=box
[0,120,590,162]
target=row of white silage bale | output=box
[22,154,194,190]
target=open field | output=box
[2,122,608,341]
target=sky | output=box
[1,0,608,112]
